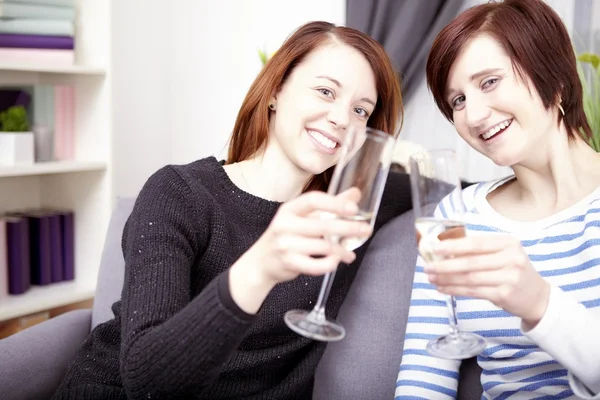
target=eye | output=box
[354,107,370,118]
[482,78,499,90]
[317,88,334,98]
[451,95,465,110]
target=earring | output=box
[557,96,565,116]
[269,103,276,111]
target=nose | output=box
[464,97,491,130]
[327,102,350,130]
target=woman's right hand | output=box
[229,188,372,313]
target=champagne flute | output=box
[408,149,486,359]
[284,126,395,342]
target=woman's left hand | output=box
[425,234,551,328]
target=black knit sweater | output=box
[52,156,412,400]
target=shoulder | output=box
[130,157,225,229]
[138,156,222,203]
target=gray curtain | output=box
[347,0,465,103]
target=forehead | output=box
[448,35,511,84]
[296,43,377,90]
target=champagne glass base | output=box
[284,309,345,342]
[426,332,486,360]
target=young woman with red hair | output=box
[52,21,412,399]
[396,0,600,398]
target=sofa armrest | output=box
[0,309,92,400]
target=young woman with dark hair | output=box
[396,0,600,398]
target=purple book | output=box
[26,212,52,286]
[46,212,64,282]
[57,210,75,281]
[5,216,31,295]
[0,88,31,113]
[0,218,7,298]
[0,33,74,50]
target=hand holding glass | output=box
[284,126,395,341]
[408,149,486,359]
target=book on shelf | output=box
[53,84,74,161]
[0,1,76,20]
[0,87,30,111]
[0,218,7,299]
[0,33,74,49]
[0,18,74,36]
[23,211,53,285]
[1,208,75,297]
[4,0,74,7]
[5,216,30,295]
[0,47,74,65]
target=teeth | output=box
[308,130,336,149]
[482,120,512,140]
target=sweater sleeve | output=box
[118,166,256,399]
[395,254,461,400]
[522,285,600,397]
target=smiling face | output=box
[268,41,377,175]
[446,34,559,167]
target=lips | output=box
[306,128,340,154]
[480,119,513,141]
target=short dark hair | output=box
[426,0,592,142]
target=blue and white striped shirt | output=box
[395,177,600,399]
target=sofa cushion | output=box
[314,210,482,399]
[314,210,418,399]
[91,197,135,329]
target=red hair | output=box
[227,21,403,191]
[426,0,591,142]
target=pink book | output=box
[53,85,74,160]
[0,48,74,66]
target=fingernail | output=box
[424,265,434,273]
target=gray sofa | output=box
[0,198,482,400]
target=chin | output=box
[297,157,334,176]
[490,155,519,168]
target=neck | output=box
[239,146,312,202]
[510,128,600,211]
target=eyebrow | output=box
[316,75,377,107]
[446,68,504,100]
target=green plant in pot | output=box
[0,105,30,132]
[578,52,600,151]
[0,105,34,165]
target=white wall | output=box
[111,0,585,193]
[111,0,345,198]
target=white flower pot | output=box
[0,132,35,165]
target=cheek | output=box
[453,117,474,143]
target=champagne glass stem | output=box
[445,295,459,337]
[308,269,337,322]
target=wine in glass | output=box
[409,149,487,359]
[284,126,395,341]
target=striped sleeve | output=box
[523,285,600,397]
[394,253,461,400]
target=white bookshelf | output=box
[0,280,96,322]
[0,161,106,178]
[0,63,105,76]
[0,1,112,323]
